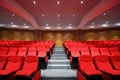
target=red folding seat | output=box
[77,55,102,80]
[0,56,23,80]
[17,47,27,56]
[0,56,7,70]
[94,55,120,80]
[8,47,18,56]
[0,47,8,56]
[27,47,37,56]
[111,55,120,70]
[80,48,90,55]
[99,48,110,55]
[109,47,120,55]
[14,56,40,80]
[90,48,100,56]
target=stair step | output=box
[47,64,71,69]
[51,57,67,60]
[41,69,76,78]
[41,77,76,80]
[53,51,65,54]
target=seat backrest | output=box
[0,47,8,55]
[109,47,120,55]
[8,47,18,55]
[80,48,90,55]
[79,55,96,71]
[90,48,100,56]
[5,56,23,70]
[0,56,7,69]
[99,48,110,55]
[22,56,38,71]
[94,55,113,70]
[111,55,120,70]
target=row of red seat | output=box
[63,40,120,68]
[0,55,40,80]
[77,55,120,80]
[0,40,55,69]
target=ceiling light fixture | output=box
[57,27,61,29]
[89,25,94,28]
[103,13,106,15]
[80,0,84,4]
[24,26,29,29]
[0,24,5,26]
[101,24,108,27]
[57,24,60,26]
[12,13,15,16]
[92,22,94,25]
[45,26,51,29]
[69,24,72,26]
[46,24,49,27]
[24,23,26,26]
[105,21,109,24]
[11,25,17,28]
[73,14,75,17]
[115,23,120,26]
[57,14,60,17]
[57,1,60,4]
[42,14,45,17]
[33,0,36,4]
[67,26,72,29]
[11,22,14,25]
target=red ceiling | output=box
[0,0,120,30]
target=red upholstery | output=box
[27,47,37,56]
[94,55,120,80]
[77,55,102,80]
[109,47,120,55]
[18,47,27,56]
[99,48,110,55]
[0,56,7,70]
[0,56,23,76]
[0,47,8,56]
[15,56,40,80]
[111,55,120,70]
[90,48,100,56]
[80,48,90,55]
[8,47,18,56]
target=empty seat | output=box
[90,48,100,56]
[80,48,90,55]
[8,47,18,56]
[111,55,120,70]
[15,56,40,80]
[0,56,7,70]
[18,47,27,56]
[94,55,120,80]
[77,55,102,80]
[0,47,8,56]
[109,47,120,55]
[99,48,110,55]
[0,56,23,80]
[27,47,37,56]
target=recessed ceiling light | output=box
[115,23,120,26]
[42,14,45,17]
[69,24,72,26]
[24,26,29,28]
[80,0,84,4]
[57,14,60,17]
[46,24,49,27]
[45,26,51,29]
[0,24,5,26]
[12,13,15,16]
[24,23,26,26]
[103,13,106,15]
[11,22,14,25]
[57,1,60,4]
[11,25,17,28]
[105,21,109,24]
[73,14,75,17]
[101,24,108,27]
[89,25,94,28]
[33,0,36,4]
[57,27,61,29]
[67,26,72,29]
